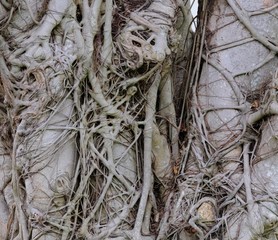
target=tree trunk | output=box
[0,0,191,239]
[175,0,278,239]
[1,0,278,239]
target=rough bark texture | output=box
[0,0,192,239]
[1,0,278,239]
[175,0,278,239]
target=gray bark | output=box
[1,0,278,239]
[0,0,191,239]
[174,0,278,239]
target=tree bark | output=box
[174,0,278,239]
[1,0,278,239]
[0,0,192,239]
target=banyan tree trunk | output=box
[0,0,192,239]
[173,0,278,239]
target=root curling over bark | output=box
[0,0,194,239]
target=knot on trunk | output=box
[50,172,71,195]
[117,0,178,69]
